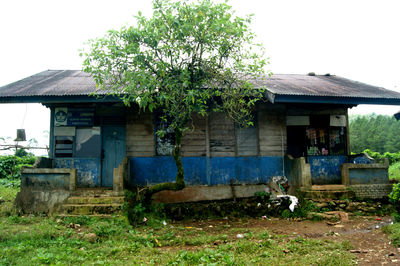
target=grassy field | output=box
[0,214,356,265]
[0,184,359,265]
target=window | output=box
[155,114,175,156]
[235,124,258,156]
[55,136,74,157]
[75,127,101,158]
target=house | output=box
[1,70,400,213]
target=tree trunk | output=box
[172,128,185,188]
[146,128,185,196]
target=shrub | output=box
[0,155,36,179]
[389,183,400,213]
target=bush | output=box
[389,183,400,212]
[390,162,400,181]
[0,155,36,179]
[363,149,400,165]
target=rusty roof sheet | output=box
[1,70,400,103]
[0,70,99,97]
[258,74,400,99]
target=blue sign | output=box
[54,107,94,126]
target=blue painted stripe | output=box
[129,156,284,186]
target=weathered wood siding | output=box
[209,113,236,157]
[236,125,258,156]
[126,111,154,157]
[258,105,287,157]
[181,114,207,157]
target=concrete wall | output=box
[54,158,100,187]
[129,156,284,186]
[15,168,76,214]
[341,162,389,186]
[349,184,392,199]
[308,155,348,184]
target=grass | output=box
[383,222,400,247]
[0,183,357,265]
[389,162,400,181]
[0,181,19,216]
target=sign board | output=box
[55,107,94,126]
[286,116,310,126]
[330,115,346,127]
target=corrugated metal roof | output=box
[258,74,400,99]
[1,70,400,104]
[0,70,102,97]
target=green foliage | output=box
[389,162,400,181]
[123,190,147,226]
[0,155,36,180]
[350,114,400,153]
[15,149,34,158]
[362,149,400,165]
[254,191,270,201]
[82,0,269,192]
[280,199,315,219]
[389,183,400,210]
[383,223,400,247]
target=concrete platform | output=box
[152,184,267,203]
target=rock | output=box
[84,233,97,243]
[334,224,345,228]
[316,202,329,208]
[324,211,349,222]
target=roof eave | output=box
[273,94,400,105]
[0,95,123,104]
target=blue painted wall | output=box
[308,155,348,184]
[129,156,284,186]
[54,158,100,187]
[349,168,389,185]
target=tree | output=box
[82,0,269,195]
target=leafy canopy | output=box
[82,0,269,132]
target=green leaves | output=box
[81,0,270,176]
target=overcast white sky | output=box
[1,0,400,154]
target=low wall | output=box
[54,158,100,187]
[341,162,389,186]
[308,155,348,185]
[15,168,76,214]
[152,184,268,203]
[130,156,285,186]
[349,184,393,199]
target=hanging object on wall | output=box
[14,129,26,142]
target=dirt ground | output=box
[179,215,399,265]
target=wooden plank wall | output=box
[236,125,258,156]
[181,114,207,157]
[209,112,236,157]
[125,107,288,158]
[126,110,154,157]
[258,105,287,157]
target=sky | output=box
[0,0,400,155]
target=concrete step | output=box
[301,190,356,200]
[60,203,123,216]
[311,185,346,191]
[66,196,125,205]
[56,214,116,218]
[300,186,355,200]
[70,188,123,197]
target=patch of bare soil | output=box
[177,215,399,265]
